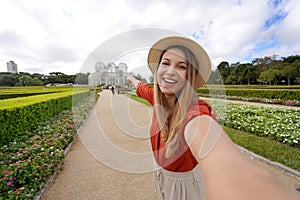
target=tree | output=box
[74,73,89,85]
[0,74,19,86]
[133,73,148,83]
[239,63,257,85]
[230,64,245,84]
[18,75,43,86]
[257,70,280,85]
[281,64,297,85]
[47,72,72,84]
[217,61,230,82]
[19,75,33,86]
[282,55,300,63]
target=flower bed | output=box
[210,101,300,147]
[199,94,300,107]
[0,94,95,199]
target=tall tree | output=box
[281,64,297,85]
[240,64,257,85]
[217,61,230,82]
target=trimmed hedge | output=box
[0,90,91,145]
[196,88,300,101]
[0,86,90,100]
[0,92,58,100]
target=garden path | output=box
[40,90,300,200]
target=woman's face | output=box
[156,48,188,97]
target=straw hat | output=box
[147,36,212,88]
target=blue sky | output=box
[0,0,299,75]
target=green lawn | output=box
[225,127,300,171]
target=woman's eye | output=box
[160,62,169,67]
[179,65,187,70]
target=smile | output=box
[163,78,178,84]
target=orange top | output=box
[136,82,217,172]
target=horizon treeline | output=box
[208,55,300,85]
[1,54,300,86]
[0,72,90,86]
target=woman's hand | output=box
[184,115,299,200]
[127,73,141,88]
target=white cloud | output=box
[0,0,299,75]
[275,0,300,44]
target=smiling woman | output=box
[156,47,189,104]
[127,36,299,200]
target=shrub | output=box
[0,90,91,145]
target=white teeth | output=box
[164,78,177,84]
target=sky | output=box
[0,0,300,76]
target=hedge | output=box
[0,90,91,145]
[0,92,59,100]
[196,88,300,101]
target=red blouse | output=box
[136,82,217,172]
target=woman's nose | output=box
[166,66,176,75]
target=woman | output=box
[127,36,298,200]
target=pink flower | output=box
[4,171,9,175]
[7,181,12,186]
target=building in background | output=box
[7,61,18,74]
[89,62,128,86]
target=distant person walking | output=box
[110,85,115,96]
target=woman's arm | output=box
[184,115,299,200]
[127,73,141,88]
[127,73,154,105]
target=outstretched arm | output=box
[127,73,141,88]
[184,115,299,200]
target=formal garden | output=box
[0,86,100,199]
[1,84,300,199]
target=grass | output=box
[125,92,300,171]
[124,93,152,106]
[225,127,300,171]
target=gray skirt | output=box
[154,164,206,200]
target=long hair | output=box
[154,45,200,158]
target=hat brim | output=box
[147,36,211,88]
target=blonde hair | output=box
[154,45,200,158]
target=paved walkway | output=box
[40,90,300,199]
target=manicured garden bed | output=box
[197,85,300,106]
[0,93,96,199]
